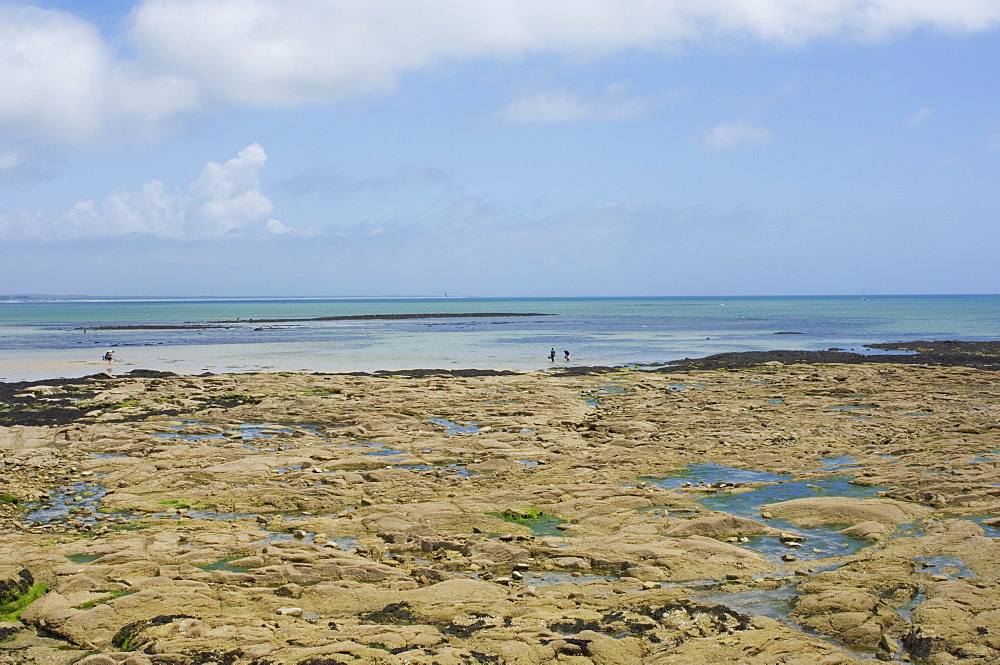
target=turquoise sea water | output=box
[1,294,997,381]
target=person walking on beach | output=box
[548,348,556,362]
[103,350,114,362]
[564,350,570,362]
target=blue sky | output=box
[1,1,999,297]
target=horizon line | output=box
[2,292,999,303]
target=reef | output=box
[1,357,999,664]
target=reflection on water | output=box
[700,475,881,517]
[646,462,792,490]
[819,455,857,466]
[6,295,1000,382]
[812,455,862,473]
[895,591,926,622]
[427,418,481,435]
[914,555,977,580]
[151,421,325,445]
[389,463,475,477]
[693,580,799,620]
[700,475,880,562]
[26,482,112,524]
[521,571,616,586]
[648,466,883,563]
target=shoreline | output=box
[3,339,999,388]
[3,340,999,428]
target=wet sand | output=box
[1,348,999,664]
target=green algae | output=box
[489,509,569,537]
[0,583,48,622]
[76,588,137,609]
[67,553,102,564]
[196,557,251,573]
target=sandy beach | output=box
[1,351,999,664]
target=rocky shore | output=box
[1,350,999,664]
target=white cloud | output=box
[4,1,1000,146]
[126,0,1000,109]
[905,106,935,128]
[499,83,654,123]
[266,218,295,234]
[0,5,199,147]
[0,143,288,240]
[704,120,773,150]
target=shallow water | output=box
[366,448,409,457]
[25,482,111,524]
[651,466,882,562]
[521,571,616,586]
[388,463,475,477]
[895,591,927,622]
[427,418,481,435]
[699,475,882,516]
[693,581,799,620]
[150,421,325,451]
[914,555,977,580]
[6,294,998,381]
[646,462,791,490]
[488,511,570,538]
[966,516,1000,534]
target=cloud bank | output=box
[0,144,284,240]
[3,1,1000,146]
[5,197,994,297]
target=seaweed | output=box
[0,584,48,622]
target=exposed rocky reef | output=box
[1,358,999,664]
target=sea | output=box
[1,295,997,382]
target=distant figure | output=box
[564,350,570,362]
[103,350,114,362]
[548,348,556,362]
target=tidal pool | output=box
[914,555,977,580]
[699,475,882,516]
[488,510,570,538]
[365,448,409,457]
[151,421,325,446]
[700,475,881,561]
[427,418,481,435]
[580,384,629,406]
[693,580,799,620]
[520,571,617,586]
[895,591,927,622]
[811,455,862,473]
[390,463,475,477]
[966,516,1000,534]
[649,466,884,563]
[645,463,791,490]
[25,482,112,524]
